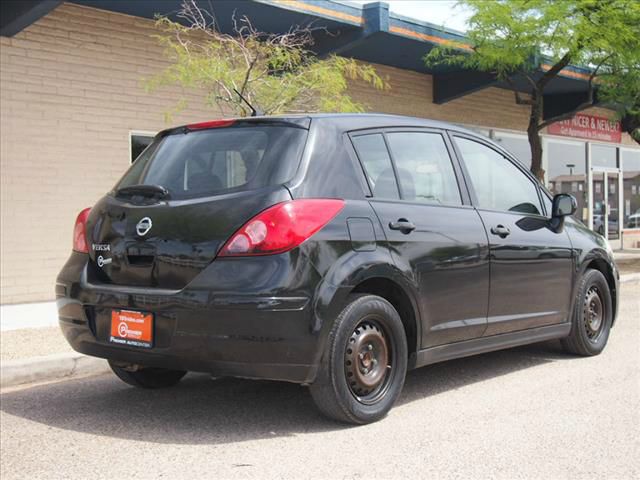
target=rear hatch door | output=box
[85,119,308,289]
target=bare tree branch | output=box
[147,0,388,117]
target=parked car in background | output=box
[593,213,619,236]
[57,114,619,424]
[627,211,640,229]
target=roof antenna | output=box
[233,88,264,117]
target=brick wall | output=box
[0,3,637,304]
[348,64,532,131]
[0,3,216,304]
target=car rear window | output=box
[115,125,307,199]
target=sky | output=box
[345,0,473,33]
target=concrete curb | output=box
[620,273,640,284]
[1,352,110,389]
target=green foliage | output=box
[424,0,640,171]
[425,0,640,81]
[599,62,640,142]
[144,4,388,119]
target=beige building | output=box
[1,0,639,304]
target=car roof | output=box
[267,113,479,135]
[165,113,480,138]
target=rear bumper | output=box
[59,318,316,383]
[56,253,323,384]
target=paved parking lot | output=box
[1,282,638,480]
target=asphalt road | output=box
[1,282,639,480]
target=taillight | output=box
[73,207,92,253]
[218,199,345,257]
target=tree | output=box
[600,67,640,144]
[425,0,640,180]
[145,0,388,119]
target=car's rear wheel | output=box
[309,294,408,424]
[108,361,187,388]
[561,269,612,356]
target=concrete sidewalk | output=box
[1,302,109,389]
[1,301,58,331]
[1,265,639,389]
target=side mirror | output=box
[552,193,577,218]
[548,193,576,233]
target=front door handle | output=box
[389,218,416,234]
[490,224,511,238]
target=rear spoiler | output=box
[157,117,311,138]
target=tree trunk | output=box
[528,91,545,182]
[528,122,544,181]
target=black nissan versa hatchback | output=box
[57,114,619,424]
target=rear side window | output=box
[385,132,461,205]
[116,125,307,199]
[352,134,400,199]
[454,137,542,215]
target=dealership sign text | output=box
[548,113,622,143]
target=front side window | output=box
[385,132,461,205]
[352,134,400,199]
[494,132,531,169]
[454,137,543,215]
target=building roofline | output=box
[258,0,594,79]
[0,0,605,115]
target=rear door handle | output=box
[389,219,416,234]
[490,224,511,238]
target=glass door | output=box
[607,173,620,243]
[590,168,621,248]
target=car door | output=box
[350,129,490,348]
[451,134,574,336]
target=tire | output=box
[108,360,187,389]
[561,269,612,356]
[309,294,408,424]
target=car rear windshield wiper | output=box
[115,184,170,199]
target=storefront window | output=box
[547,140,588,223]
[623,149,640,229]
[592,144,617,168]
[494,133,531,168]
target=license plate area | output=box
[110,309,153,348]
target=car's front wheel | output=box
[309,294,408,424]
[562,269,612,356]
[109,361,187,388]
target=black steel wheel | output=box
[562,269,612,356]
[344,320,392,404]
[310,294,408,424]
[583,285,605,342]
